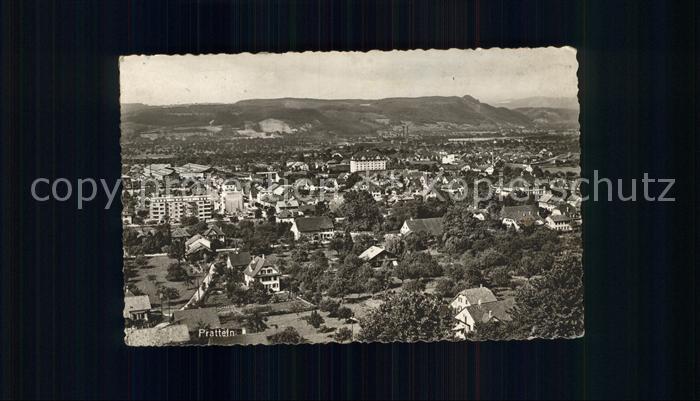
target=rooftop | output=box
[294,216,334,232]
[358,246,390,261]
[351,150,387,161]
[501,204,539,221]
[123,295,152,318]
[227,251,252,267]
[453,287,498,306]
[244,255,281,277]
[403,217,444,236]
[202,225,225,236]
[549,214,573,222]
[465,298,515,324]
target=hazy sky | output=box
[120,47,577,105]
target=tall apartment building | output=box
[222,191,244,214]
[350,150,388,173]
[149,195,213,222]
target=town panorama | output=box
[121,51,583,346]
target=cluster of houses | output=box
[450,285,514,339]
[125,281,514,345]
[499,197,581,232]
[122,147,582,233]
[125,267,514,345]
[123,145,581,344]
[124,251,259,346]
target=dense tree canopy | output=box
[357,291,453,343]
[340,190,383,231]
[327,255,374,296]
[395,252,442,280]
[509,254,584,339]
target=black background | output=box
[1,0,697,399]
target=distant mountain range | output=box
[493,96,580,109]
[513,107,580,130]
[121,95,579,141]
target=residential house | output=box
[244,255,282,292]
[473,165,495,175]
[358,246,397,268]
[123,295,152,321]
[450,286,514,339]
[202,225,225,243]
[184,234,214,259]
[186,241,215,260]
[567,193,583,209]
[441,153,459,165]
[545,214,574,231]
[453,298,514,339]
[226,251,252,270]
[255,182,282,203]
[472,210,488,221]
[537,193,560,212]
[286,161,310,171]
[400,217,444,237]
[500,204,540,231]
[298,204,316,216]
[275,210,296,224]
[275,199,300,215]
[121,210,133,225]
[352,181,384,202]
[555,202,582,222]
[290,216,336,243]
[450,286,498,311]
[255,171,281,183]
[171,227,191,242]
[185,234,211,253]
[528,185,547,197]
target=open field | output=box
[261,309,359,344]
[211,296,384,345]
[128,255,208,311]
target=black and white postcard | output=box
[120,48,583,346]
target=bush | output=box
[489,266,512,288]
[267,327,306,344]
[434,278,456,299]
[318,298,341,316]
[334,327,353,343]
[335,306,354,320]
[395,252,442,280]
[305,310,325,328]
[247,281,272,304]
